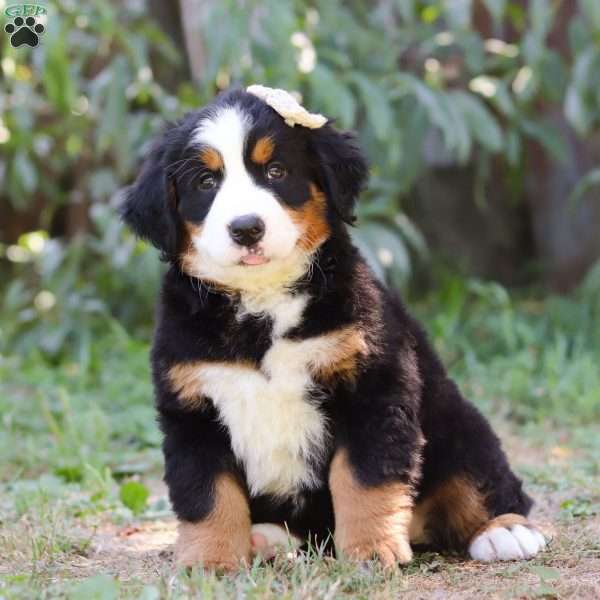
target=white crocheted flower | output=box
[247,84,327,129]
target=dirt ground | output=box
[1,429,599,599]
[83,490,599,598]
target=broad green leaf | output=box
[572,46,600,93]
[317,47,352,70]
[512,63,539,102]
[356,223,411,284]
[520,120,569,163]
[568,15,591,54]
[456,30,486,73]
[308,65,356,128]
[350,229,386,281]
[439,92,472,163]
[120,481,150,515]
[42,20,77,113]
[538,51,568,102]
[393,74,459,155]
[529,0,553,39]
[488,79,516,118]
[394,213,429,261]
[347,73,393,141]
[568,168,600,205]
[394,98,428,190]
[565,85,593,136]
[96,57,129,161]
[451,91,504,153]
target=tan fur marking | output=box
[289,184,331,252]
[199,147,223,171]
[409,476,489,546]
[408,504,429,544]
[308,326,368,384]
[168,360,256,409]
[471,513,531,540]
[175,474,251,570]
[169,325,367,410]
[179,222,202,278]
[168,363,205,408]
[250,136,275,165]
[329,449,413,567]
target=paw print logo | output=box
[5,16,45,48]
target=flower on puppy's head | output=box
[247,84,327,129]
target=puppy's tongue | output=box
[240,254,269,266]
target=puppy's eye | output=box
[196,172,217,191]
[266,162,286,181]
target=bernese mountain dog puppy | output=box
[122,86,546,570]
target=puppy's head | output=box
[122,88,367,291]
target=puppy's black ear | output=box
[310,124,369,224]
[121,141,180,260]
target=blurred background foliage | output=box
[1,0,600,384]
[1,6,598,586]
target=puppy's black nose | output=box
[228,214,265,247]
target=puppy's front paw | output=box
[175,520,251,572]
[250,523,303,560]
[340,535,413,568]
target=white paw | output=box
[469,524,546,562]
[250,523,302,560]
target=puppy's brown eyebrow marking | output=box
[199,147,223,171]
[250,136,275,165]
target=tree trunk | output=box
[178,0,206,82]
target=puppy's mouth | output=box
[239,244,270,267]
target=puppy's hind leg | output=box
[409,477,547,562]
[468,514,546,562]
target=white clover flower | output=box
[247,84,327,129]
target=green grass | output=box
[1,276,599,598]
[416,275,600,424]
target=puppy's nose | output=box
[228,214,265,247]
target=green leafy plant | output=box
[119,481,150,515]
[3,0,600,359]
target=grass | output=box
[0,276,599,598]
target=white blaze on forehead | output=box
[187,105,304,291]
[191,105,250,175]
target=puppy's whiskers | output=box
[167,157,203,180]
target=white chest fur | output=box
[195,292,330,498]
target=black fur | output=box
[123,88,533,557]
